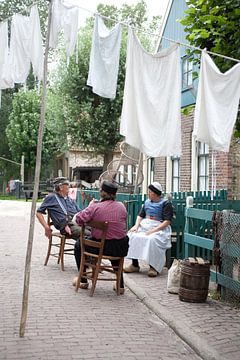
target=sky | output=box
[64,0,170,25]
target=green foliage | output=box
[6,90,67,181]
[0,0,48,38]
[0,90,18,179]
[53,1,161,162]
[0,0,49,184]
[181,0,240,71]
[181,105,195,116]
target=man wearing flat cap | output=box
[36,177,82,240]
[72,180,129,292]
[124,182,173,277]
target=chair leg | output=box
[116,258,124,295]
[76,253,85,292]
[59,236,66,271]
[90,258,101,297]
[44,237,52,266]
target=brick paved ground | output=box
[0,200,201,360]
[124,260,240,360]
[1,201,239,360]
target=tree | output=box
[6,90,67,181]
[53,1,160,169]
[0,0,49,189]
[180,0,240,134]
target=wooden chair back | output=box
[75,220,124,296]
[44,211,75,271]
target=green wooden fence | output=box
[76,189,240,293]
[76,189,230,259]
[170,190,228,260]
[184,207,240,296]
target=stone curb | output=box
[124,276,222,360]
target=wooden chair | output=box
[75,220,124,296]
[44,212,75,271]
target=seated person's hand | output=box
[89,198,98,205]
[129,224,139,232]
[145,227,158,236]
[45,226,52,239]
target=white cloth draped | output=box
[49,0,79,60]
[9,14,31,84]
[49,0,63,49]
[87,15,122,99]
[29,5,44,80]
[0,21,14,89]
[9,6,43,84]
[62,4,79,58]
[126,219,172,273]
[120,27,181,157]
[193,51,240,152]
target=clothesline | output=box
[71,3,240,64]
[1,0,240,64]
[0,1,39,23]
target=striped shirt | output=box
[75,200,127,240]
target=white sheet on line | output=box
[9,14,31,84]
[193,51,240,152]
[29,5,44,80]
[120,27,181,157]
[0,21,14,89]
[87,15,122,99]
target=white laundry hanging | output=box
[49,0,63,49]
[87,15,122,99]
[29,5,44,81]
[62,4,79,59]
[0,21,8,75]
[49,0,79,62]
[9,6,44,85]
[120,27,181,157]
[0,21,14,90]
[9,14,31,84]
[193,51,240,152]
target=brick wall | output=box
[154,157,166,192]
[180,113,193,191]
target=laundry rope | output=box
[1,0,240,64]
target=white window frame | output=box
[197,142,209,191]
[147,157,154,186]
[182,56,193,90]
[171,156,180,193]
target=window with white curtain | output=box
[198,142,209,191]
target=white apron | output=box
[126,218,172,273]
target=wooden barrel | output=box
[179,257,210,303]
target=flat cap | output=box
[53,177,70,186]
[101,180,118,195]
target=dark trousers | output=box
[74,237,129,288]
[60,223,81,240]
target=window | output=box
[147,157,155,185]
[171,156,180,192]
[198,142,209,191]
[182,57,193,90]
